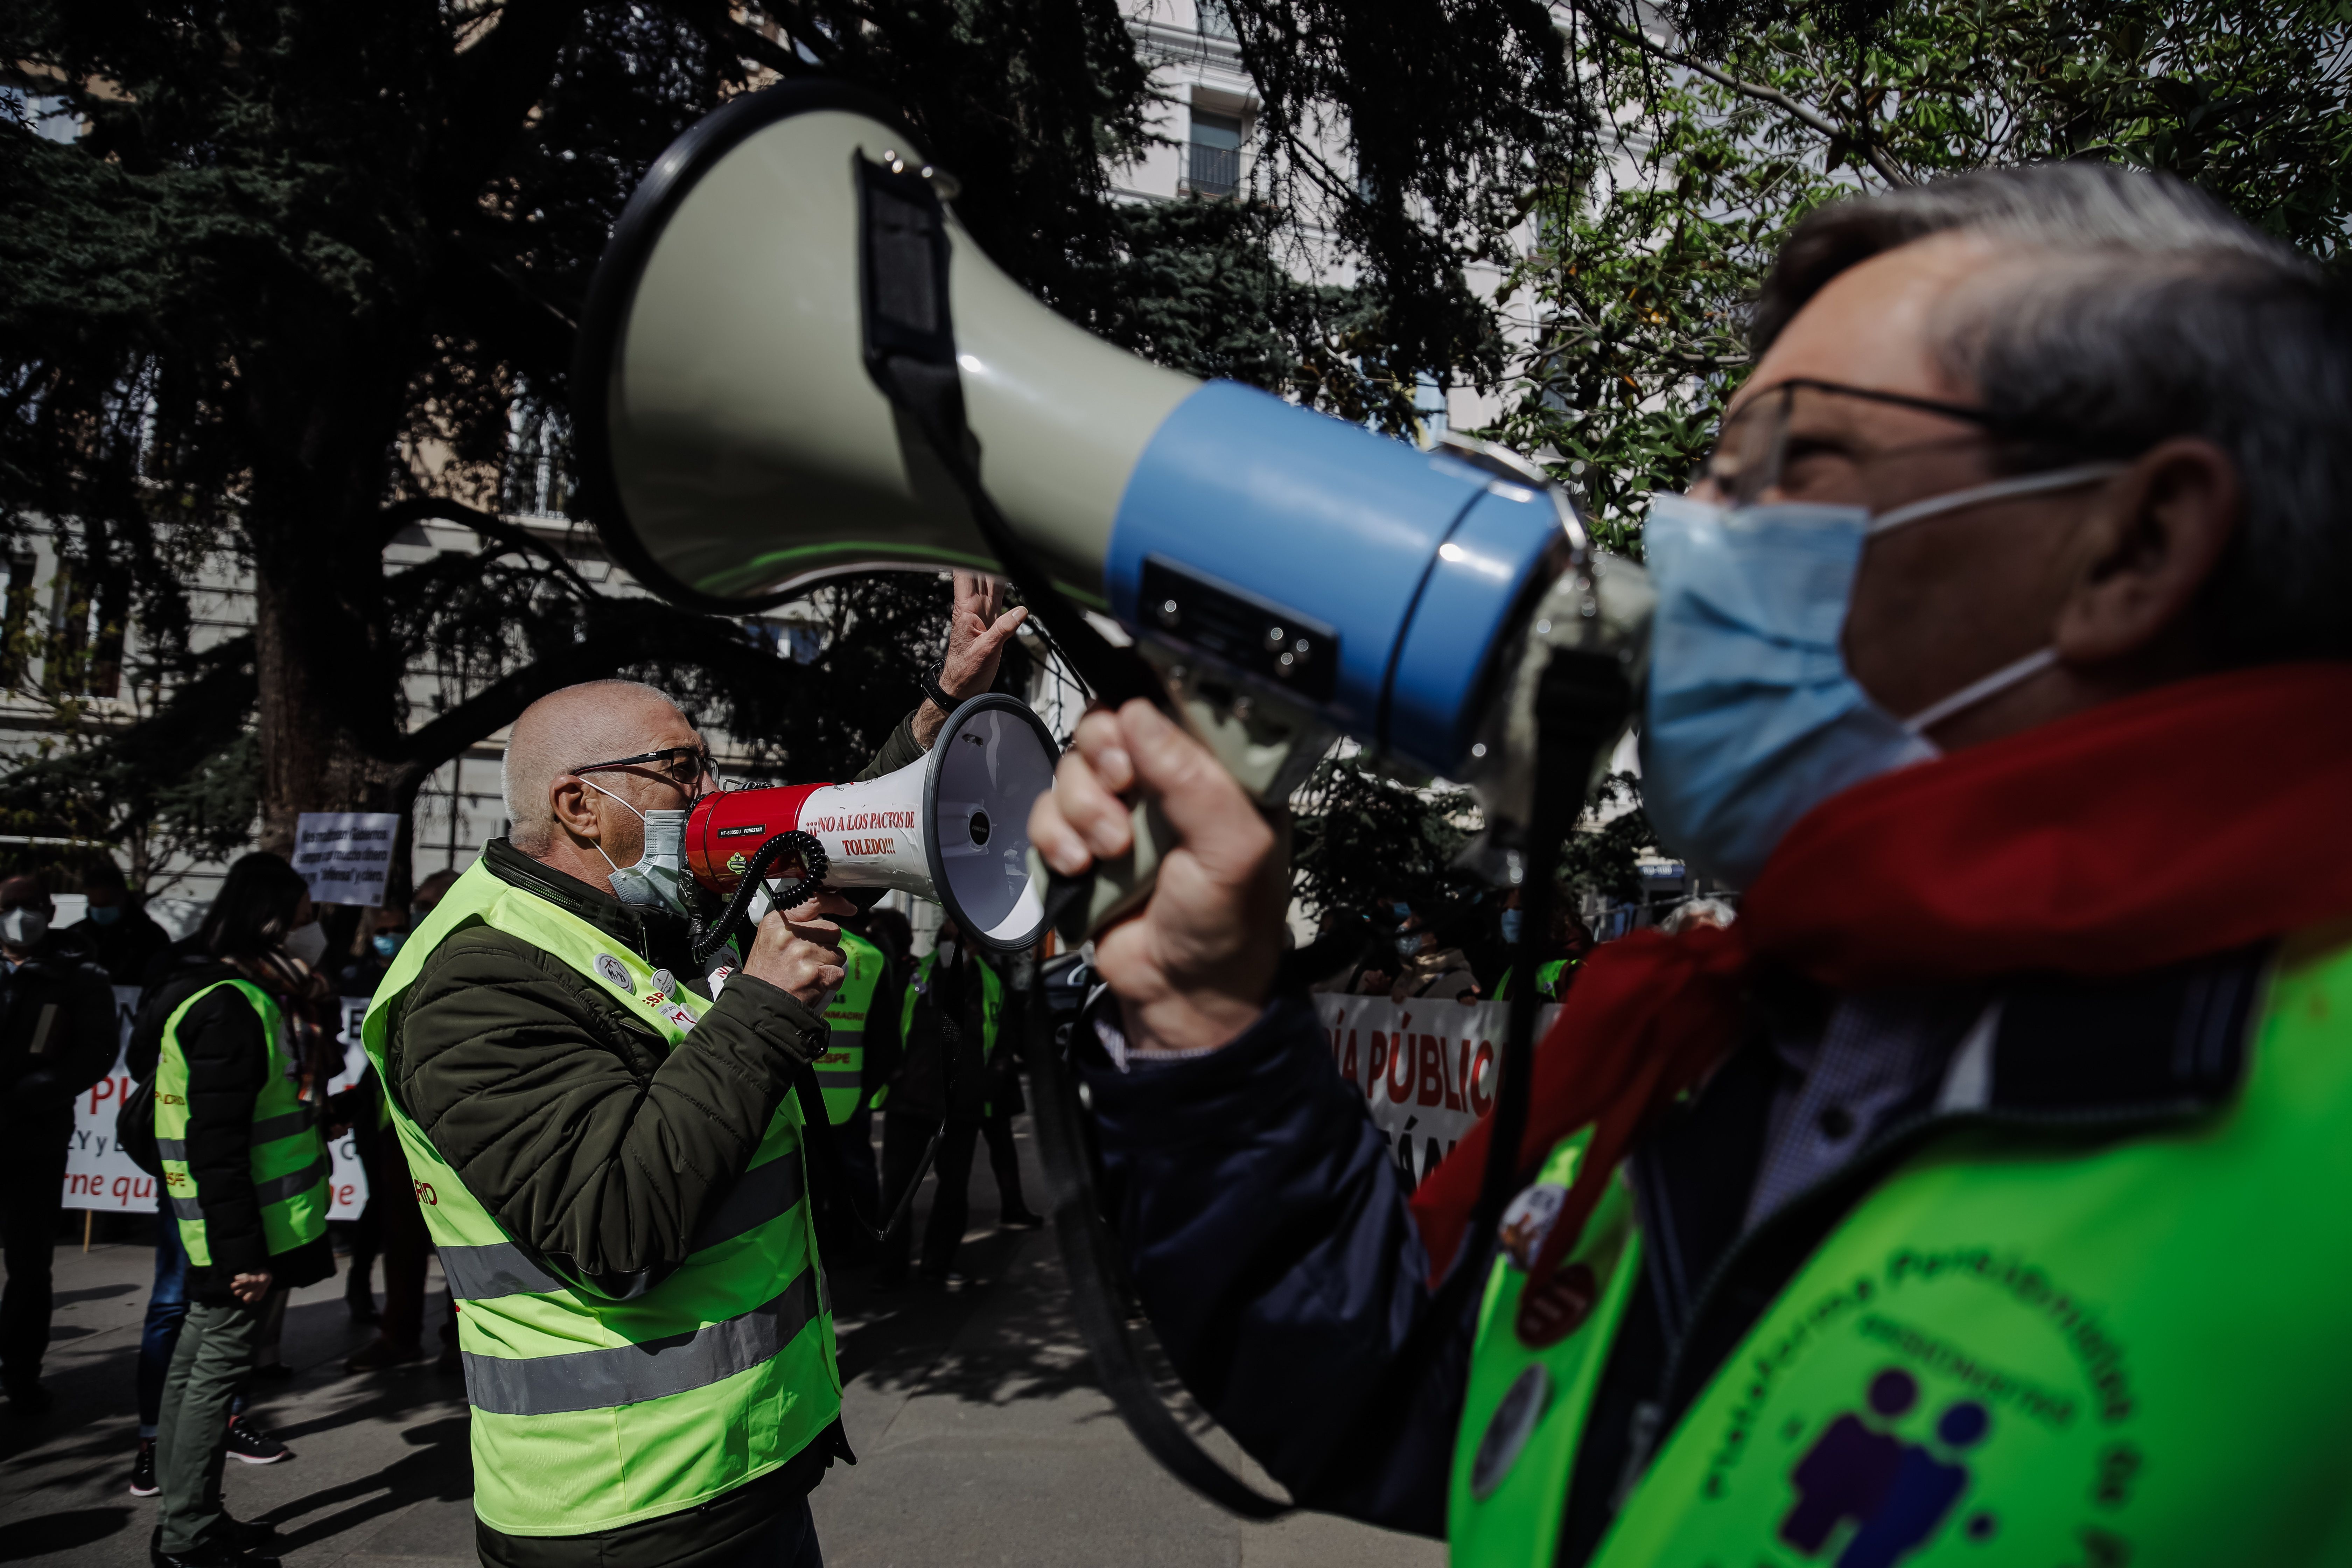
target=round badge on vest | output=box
[650,968,677,997]
[1470,1364,1552,1500]
[595,953,632,989]
[1516,1262,1600,1348]
[1498,1182,1567,1272]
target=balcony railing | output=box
[1187,142,1240,198]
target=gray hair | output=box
[1755,162,2352,662]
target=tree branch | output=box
[665,0,825,77]
[1560,2,1913,188]
[377,495,596,594]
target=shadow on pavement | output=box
[0,1506,132,1560]
[260,1414,473,1551]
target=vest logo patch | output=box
[1682,1248,2142,1568]
[594,954,632,989]
[1782,1368,1992,1566]
[1498,1182,1566,1272]
[1516,1262,1598,1348]
[414,1180,437,1205]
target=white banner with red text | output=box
[1314,993,1561,1192]
[63,990,372,1219]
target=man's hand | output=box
[230,1270,273,1305]
[913,572,1030,749]
[1027,700,1285,1055]
[741,889,858,1007]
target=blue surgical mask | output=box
[1639,464,2119,889]
[90,903,123,927]
[372,931,404,958]
[1498,909,1524,945]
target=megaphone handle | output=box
[1036,798,1171,948]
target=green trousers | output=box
[156,1294,265,1554]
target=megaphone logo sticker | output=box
[727,852,749,874]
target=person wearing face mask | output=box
[1025,164,2352,1564]
[362,571,1023,1568]
[129,852,334,1564]
[1357,905,1480,1005]
[0,871,120,1413]
[64,858,173,986]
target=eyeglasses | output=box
[1697,378,2014,508]
[572,746,724,793]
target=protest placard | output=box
[290,811,402,908]
[64,989,370,1220]
[1314,992,1561,1192]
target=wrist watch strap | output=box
[921,661,958,712]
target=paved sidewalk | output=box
[0,1124,1442,1568]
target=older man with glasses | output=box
[350,577,1024,1568]
[1028,163,2352,1566]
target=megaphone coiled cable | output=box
[691,830,830,968]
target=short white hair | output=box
[501,680,681,853]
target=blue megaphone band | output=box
[1104,381,1564,774]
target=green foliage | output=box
[1498,0,2352,553]
[1557,774,1654,904]
[1288,751,1478,921]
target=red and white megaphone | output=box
[684,694,1059,953]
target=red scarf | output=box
[1410,662,2352,1281]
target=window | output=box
[1188,110,1242,199]
[47,561,127,699]
[1196,0,1235,38]
[0,556,36,688]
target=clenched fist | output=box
[742,890,859,1007]
[1027,699,1286,1055]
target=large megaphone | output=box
[686,694,1057,954]
[573,79,1623,796]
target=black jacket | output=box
[64,905,173,987]
[1079,950,2260,1557]
[130,958,336,1296]
[1,928,122,1128]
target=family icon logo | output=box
[1780,1368,1993,1568]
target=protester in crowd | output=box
[359,572,1024,1568]
[0,872,120,1413]
[334,908,407,997]
[1658,895,1736,936]
[1029,164,2352,1561]
[1489,882,1595,1002]
[343,867,459,1357]
[863,905,914,977]
[1356,904,1480,1003]
[68,859,173,986]
[812,909,896,1259]
[876,915,1008,1286]
[141,852,333,1566]
[980,950,1042,1230]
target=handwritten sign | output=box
[290,811,401,908]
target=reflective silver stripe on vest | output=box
[168,1195,204,1221]
[159,1114,313,1166]
[438,1157,803,1302]
[461,1267,822,1416]
[812,1068,862,1087]
[253,1157,331,1208]
[251,1111,312,1146]
[439,1243,566,1301]
[692,1152,806,1251]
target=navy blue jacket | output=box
[1078,955,2256,1562]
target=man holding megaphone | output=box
[358,575,1025,1568]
